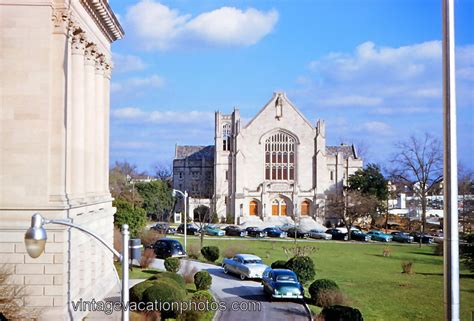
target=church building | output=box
[173,92,363,227]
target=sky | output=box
[109,0,474,174]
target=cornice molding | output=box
[80,0,124,43]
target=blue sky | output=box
[109,0,474,173]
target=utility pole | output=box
[442,0,459,319]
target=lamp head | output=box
[24,213,47,258]
[172,189,177,197]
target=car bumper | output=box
[272,293,303,299]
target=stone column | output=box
[70,29,86,199]
[103,62,111,195]
[84,43,97,197]
[95,54,105,195]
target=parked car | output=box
[246,227,267,238]
[202,224,226,236]
[176,224,200,236]
[153,238,186,259]
[350,230,371,242]
[308,229,332,240]
[367,230,393,242]
[410,232,434,244]
[325,228,348,241]
[151,223,176,235]
[222,254,269,280]
[391,231,414,243]
[262,268,304,301]
[223,225,248,237]
[432,232,444,244]
[263,227,287,238]
[286,228,309,238]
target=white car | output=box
[222,254,269,280]
[308,229,332,240]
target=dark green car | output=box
[262,268,304,301]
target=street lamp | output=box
[172,189,188,251]
[24,213,130,321]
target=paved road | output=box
[151,259,310,321]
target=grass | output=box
[114,262,160,279]
[172,235,474,321]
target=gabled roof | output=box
[244,92,314,130]
[175,145,214,160]
[326,145,358,159]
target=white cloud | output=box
[361,121,392,134]
[113,53,146,73]
[111,74,165,93]
[301,41,473,112]
[125,1,278,50]
[111,107,214,125]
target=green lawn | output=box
[173,235,474,321]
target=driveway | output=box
[151,259,310,321]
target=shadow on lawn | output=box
[416,272,474,279]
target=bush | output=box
[140,248,156,269]
[149,272,186,289]
[223,245,247,259]
[181,260,199,284]
[177,290,215,321]
[434,242,443,256]
[187,244,201,259]
[401,261,414,274]
[271,260,287,269]
[194,270,212,291]
[461,234,474,272]
[285,256,315,284]
[164,257,181,273]
[382,247,392,257]
[321,305,363,321]
[201,246,220,262]
[114,198,148,238]
[309,279,340,306]
[142,281,187,318]
[315,289,346,308]
[130,280,154,304]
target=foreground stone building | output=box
[173,93,363,227]
[0,1,123,319]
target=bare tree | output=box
[153,162,173,180]
[391,133,443,239]
[458,164,474,234]
[325,190,378,240]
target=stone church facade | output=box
[173,92,363,227]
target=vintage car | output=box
[223,225,248,237]
[286,228,309,239]
[391,231,414,243]
[410,232,434,244]
[263,227,287,238]
[202,224,226,236]
[151,223,176,235]
[262,268,304,301]
[308,229,332,240]
[222,254,269,280]
[152,238,186,259]
[325,228,348,241]
[350,230,371,242]
[367,230,393,242]
[245,227,267,238]
[176,224,200,235]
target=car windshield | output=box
[170,242,182,249]
[276,275,296,282]
[244,259,262,264]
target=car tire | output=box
[240,273,246,280]
[344,236,348,241]
[223,265,229,274]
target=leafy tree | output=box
[113,198,147,238]
[136,180,174,221]
[391,134,443,240]
[458,165,474,234]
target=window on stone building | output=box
[225,170,228,180]
[301,200,310,216]
[330,171,334,181]
[249,200,258,216]
[179,171,183,179]
[223,123,231,151]
[264,131,296,180]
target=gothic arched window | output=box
[265,131,296,180]
[223,123,231,151]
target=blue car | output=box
[262,269,304,301]
[391,231,414,243]
[263,227,287,238]
[367,230,393,242]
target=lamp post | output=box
[172,189,188,251]
[24,213,130,321]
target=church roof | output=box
[175,145,215,160]
[326,145,358,159]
